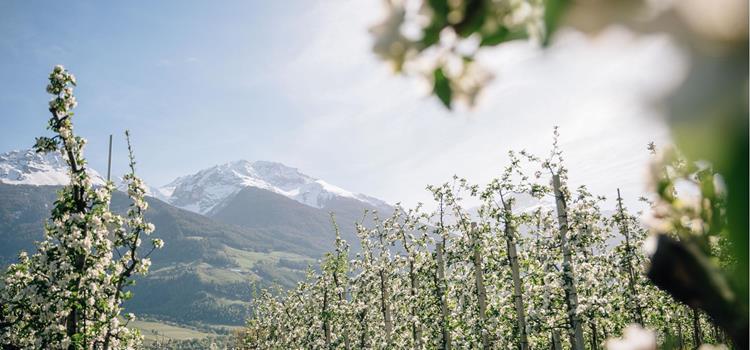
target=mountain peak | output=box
[0,149,105,186]
[159,160,388,214]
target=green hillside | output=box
[0,184,319,326]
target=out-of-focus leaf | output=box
[481,27,533,47]
[480,27,509,46]
[454,0,486,38]
[421,22,443,48]
[543,0,569,46]
[428,0,449,18]
[433,68,452,109]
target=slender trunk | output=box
[616,189,645,326]
[693,307,703,347]
[552,174,585,350]
[332,273,351,350]
[436,237,452,350]
[409,260,423,348]
[504,202,529,350]
[551,330,563,350]
[379,269,393,342]
[539,214,561,350]
[56,113,88,350]
[470,222,490,349]
[376,227,393,345]
[400,229,423,348]
[330,215,351,350]
[358,309,368,349]
[579,244,599,350]
[590,322,599,350]
[323,286,331,348]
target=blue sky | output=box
[1,1,317,177]
[0,1,686,209]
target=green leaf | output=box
[421,23,443,48]
[433,68,452,109]
[428,0,449,18]
[454,0,486,38]
[543,0,570,46]
[481,27,530,47]
[480,26,509,46]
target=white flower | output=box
[450,61,494,108]
[369,1,413,71]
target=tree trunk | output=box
[504,202,529,350]
[693,307,703,348]
[333,272,351,350]
[400,229,423,349]
[552,174,585,350]
[323,287,331,349]
[551,330,563,350]
[539,214,562,350]
[616,189,645,326]
[358,309,369,349]
[590,322,599,350]
[470,222,490,349]
[408,259,423,348]
[380,269,393,343]
[377,226,393,346]
[436,237,452,350]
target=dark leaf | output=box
[454,0,486,38]
[481,27,529,46]
[421,22,443,48]
[433,67,452,109]
[543,0,569,46]
[428,0,449,18]
[480,26,509,46]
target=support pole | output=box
[106,134,113,182]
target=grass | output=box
[131,320,214,343]
[147,246,314,285]
[222,246,313,269]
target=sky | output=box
[0,1,687,211]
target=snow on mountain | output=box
[160,160,389,214]
[0,149,105,186]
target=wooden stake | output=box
[106,134,113,182]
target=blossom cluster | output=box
[369,0,544,108]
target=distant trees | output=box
[0,66,162,349]
[239,129,733,349]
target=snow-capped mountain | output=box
[0,149,105,186]
[159,160,389,214]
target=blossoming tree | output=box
[0,66,162,350]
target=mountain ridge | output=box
[0,149,391,216]
[0,149,105,186]
[159,159,389,214]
